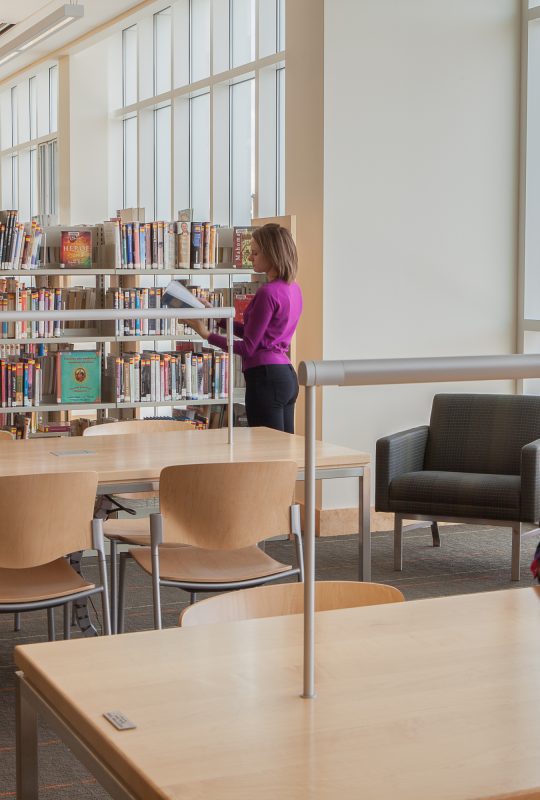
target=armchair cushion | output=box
[424,394,540,476]
[388,471,521,521]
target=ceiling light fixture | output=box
[0,4,84,66]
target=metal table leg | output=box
[69,552,98,637]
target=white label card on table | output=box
[103,711,137,731]
[50,450,96,457]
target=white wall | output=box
[323,0,520,508]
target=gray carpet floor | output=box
[1,523,538,797]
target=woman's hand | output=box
[189,318,211,339]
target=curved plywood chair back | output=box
[160,461,298,549]
[0,430,13,440]
[84,419,192,436]
[179,580,405,627]
[0,471,98,569]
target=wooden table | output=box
[15,587,540,800]
[0,427,371,580]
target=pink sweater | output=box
[208,279,302,371]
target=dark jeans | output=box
[244,364,299,434]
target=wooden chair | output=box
[83,419,192,633]
[0,430,13,440]
[179,580,405,626]
[0,471,111,640]
[83,419,193,438]
[118,460,304,631]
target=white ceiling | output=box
[0,0,147,83]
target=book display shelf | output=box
[0,211,268,436]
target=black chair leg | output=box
[13,613,21,632]
[431,522,441,547]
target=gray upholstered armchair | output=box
[375,393,540,581]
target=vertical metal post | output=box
[227,316,234,445]
[302,384,316,699]
[150,513,163,630]
[358,465,371,581]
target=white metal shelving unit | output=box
[0,306,238,440]
[0,264,255,429]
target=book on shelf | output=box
[0,212,44,271]
[234,292,255,323]
[56,350,101,404]
[1,211,248,271]
[190,223,203,269]
[202,222,218,268]
[0,285,97,339]
[0,355,43,408]
[118,208,145,224]
[60,230,93,268]
[177,213,191,269]
[37,422,72,433]
[173,402,247,429]
[104,348,229,404]
[233,226,255,268]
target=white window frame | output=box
[0,65,59,217]
[115,0,285,224]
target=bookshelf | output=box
[0,265,251,435]
[0,305,238,440]
[0,212,293,436]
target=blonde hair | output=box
[252,224,298,283]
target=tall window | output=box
[116,0,286,223]
[0,65,59,217]
[519,1,540,396]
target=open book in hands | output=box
[161,281,205,309]
[161,280,215,340]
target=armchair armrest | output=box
[375,426,429,511]
[521,439,540,522]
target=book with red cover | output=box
[234,293,255,323]
[60,230,92,268]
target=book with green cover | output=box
[56,351,101,404]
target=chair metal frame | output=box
[0,474,111,640]
[84,419,192,634]
[393,513,539,581]
[117,461,304,631]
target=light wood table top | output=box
[15,587,540,800]
[0,427,369,487]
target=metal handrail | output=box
[0,307,234,321]
[298,352,540,698]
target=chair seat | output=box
[389,471,521,520]
[104,517,151,544]
[0,558,94,603]
[131,544,293,584]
